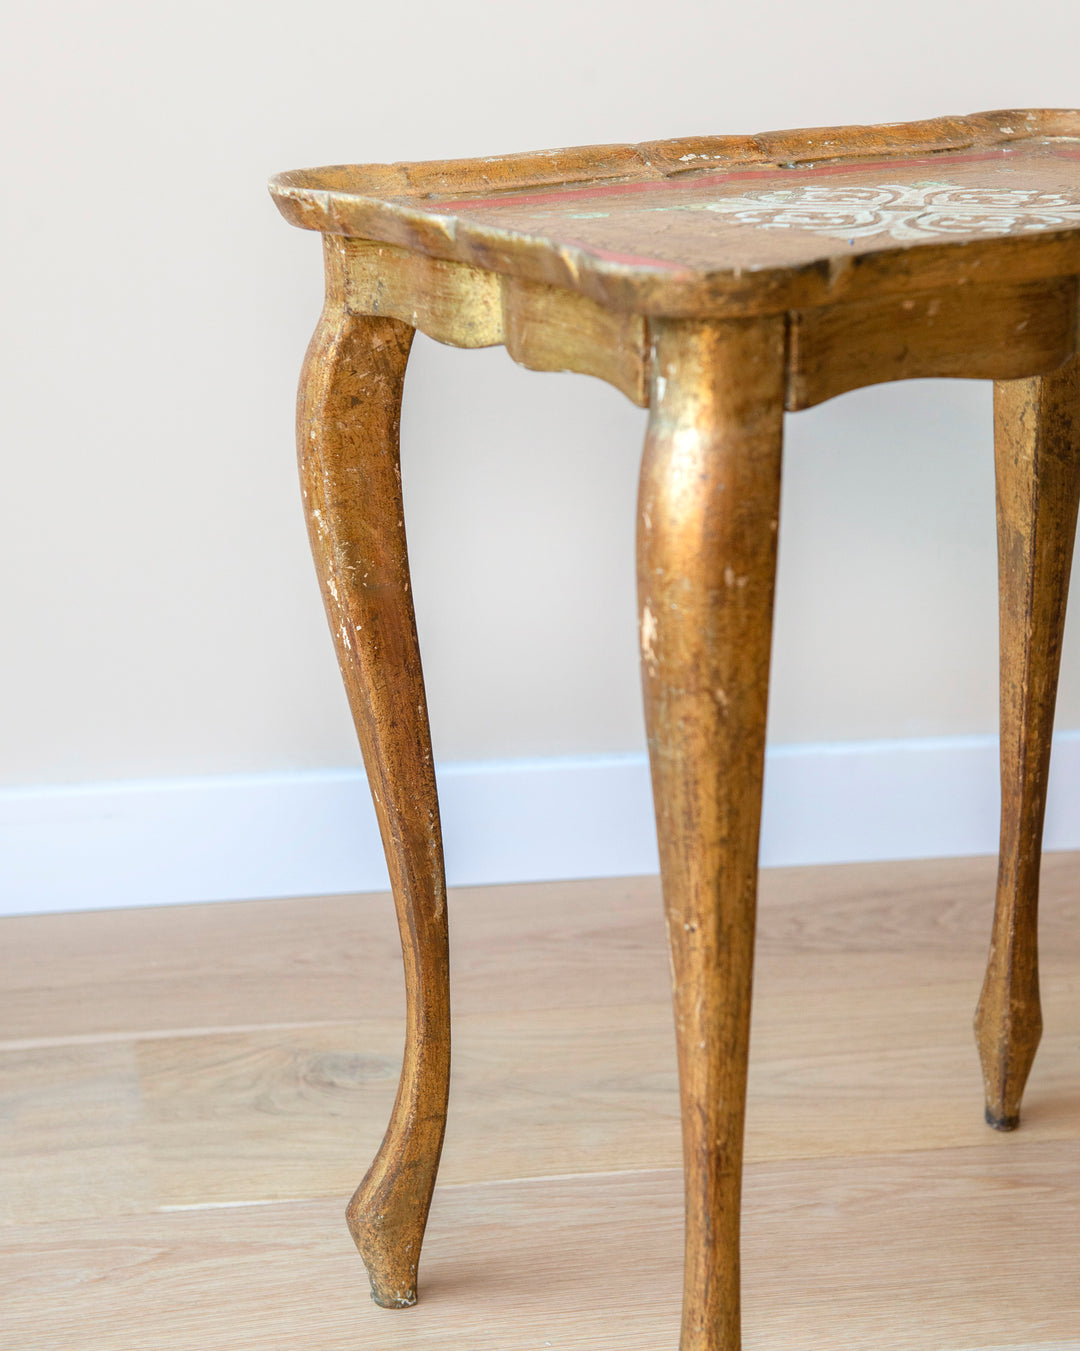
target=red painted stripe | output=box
[429,147,1024,213]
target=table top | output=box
[270,111,1080,316]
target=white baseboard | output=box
[3,732,1080,916]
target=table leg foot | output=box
[638,317,785,1351]
[299,246,450,1307]
[977,355,1080,1131]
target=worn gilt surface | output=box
[274,111,1080,1351]
[272,110,1080,315]
[297,243,450,1309]
[977,355,1080,1129]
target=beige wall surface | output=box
[3,0,1080,788]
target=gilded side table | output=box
[270,110,1080,1351]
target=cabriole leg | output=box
[977,355,1080,1129]
[638,317,786,1351]
[297,237,450,1306]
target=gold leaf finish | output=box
[275,110,1080,1350]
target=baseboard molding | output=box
[4,732,1080,916]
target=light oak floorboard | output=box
[2,1148,1077,1351]
[5,854,1078,1045]
[5,983,1076,1219]
[1,856,1077,1347]
[0,1041,152,1225]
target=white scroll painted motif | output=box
[699,182,1080,242]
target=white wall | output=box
[3,0,1080,906]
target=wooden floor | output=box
[2,855,1078,1350]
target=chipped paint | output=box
[275,118,1080,1335]
[640,603,658,671]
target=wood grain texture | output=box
[298,242,448,1307]
[501,277,650,404]
[8,855,1079,1044]
[3,953,1076,1223]
[1,866,1078,1347]
[0,1043,151,1226]
[786,277,1079,410]
[272,110,1080,211]
[638,318,786,1351]
[335,235,503,348]
[3,1152,1077,1351]
[977,355,1080,1129]
[110,981,1080,1207]
[333,235,651,404]
[270,112,1080,317]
